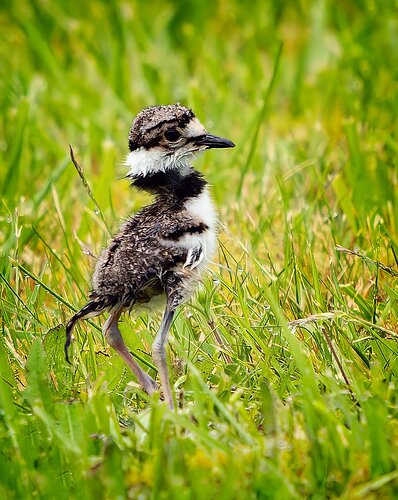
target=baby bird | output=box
[65,104,234,409]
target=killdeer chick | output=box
[65,104,234,409]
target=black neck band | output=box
[131,169,207,202]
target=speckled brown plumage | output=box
[128,104,194,151]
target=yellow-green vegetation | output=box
[1,1,398,498]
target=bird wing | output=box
[91,208,207,306]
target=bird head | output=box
[125,104,235,178]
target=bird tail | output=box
[65,300,105,363]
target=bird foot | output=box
[140,374,159,395]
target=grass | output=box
[1,0,398,498]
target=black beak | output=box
[194,133,235,149]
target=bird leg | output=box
[103,307,158,395]
[152,300,177,410]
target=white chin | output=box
[125,147,195,177]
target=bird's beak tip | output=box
[194,133,235,149]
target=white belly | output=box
[180,189,218,271]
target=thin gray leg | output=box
[103,307,158,395]
[152,303,176,410]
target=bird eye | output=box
[164,129,181,142]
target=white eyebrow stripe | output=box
[184,118,206,138]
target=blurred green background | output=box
[1,1,398,498]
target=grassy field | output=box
[1,0,398,498]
